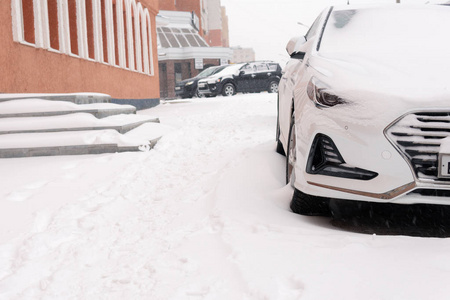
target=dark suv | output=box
[197,61,282,97]
[175,65,227,98]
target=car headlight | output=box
[307,77,346,108]
[185,81,194,86]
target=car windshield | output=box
[319,6,450,63]
[196,66,224,78]
[211,64,245,77]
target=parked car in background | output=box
[276,4,450,217]
[175,65,227,98]
[197,61,282,97]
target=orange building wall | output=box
[0,0,160,100]
[207,29,222,47]
[159,0,176,10]
[174,0,201,25]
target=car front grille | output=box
[385,111,450,182]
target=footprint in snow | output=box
[277,276,305,299]
[5,181,47,202]
[61,162,79,170]
[63,172,80,180]
[32,210,52,233]
[25,180,48,189]
[6,190,32,202]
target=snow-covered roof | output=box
[156,10,209,49]
[157,27,209,48]
[156,10,231,61]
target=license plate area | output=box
[438,153,450,178]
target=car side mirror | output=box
[286,36,307,59]
[239,70,245,76]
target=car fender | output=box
[278,59,304,150]
[220,78,236,91]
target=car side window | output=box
[268,63,278,71]
[255,63,269,73]
[241,64,252,74]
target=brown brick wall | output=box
[208,29,223,47]
[159,0,176,11]
[1,0,160,100]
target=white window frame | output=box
[11,0,154,76]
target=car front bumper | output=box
[175,84,196,98]
[197,82,221,96]
[293,97,450,206]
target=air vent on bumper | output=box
[306,134,378,180]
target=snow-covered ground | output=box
[1,93,450,299]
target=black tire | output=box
[286,114,296,184]
[268,81,279,93]
[195,88,204,98]
[290,189,332,217]
[329,198,370,220]
[222,83,236,96]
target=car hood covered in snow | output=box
[313,4,450,104]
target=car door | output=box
[234,63,253,93]
[251,63,272,92]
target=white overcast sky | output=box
[220,0,445,64]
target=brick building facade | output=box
[2,0,161,108]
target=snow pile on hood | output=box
[317,5,450,99]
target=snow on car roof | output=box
[208,63,246,77]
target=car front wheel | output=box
[222,83,236,96]
[268,81,279,93]
[286,114,331,216]
[195,88,204,98]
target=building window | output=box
[21,0,35,44]
[11,0,155,76]
[174,63,182,83]
[186,62,191,79]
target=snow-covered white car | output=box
[277,4,450,216]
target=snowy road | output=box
[1,93,450,299]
